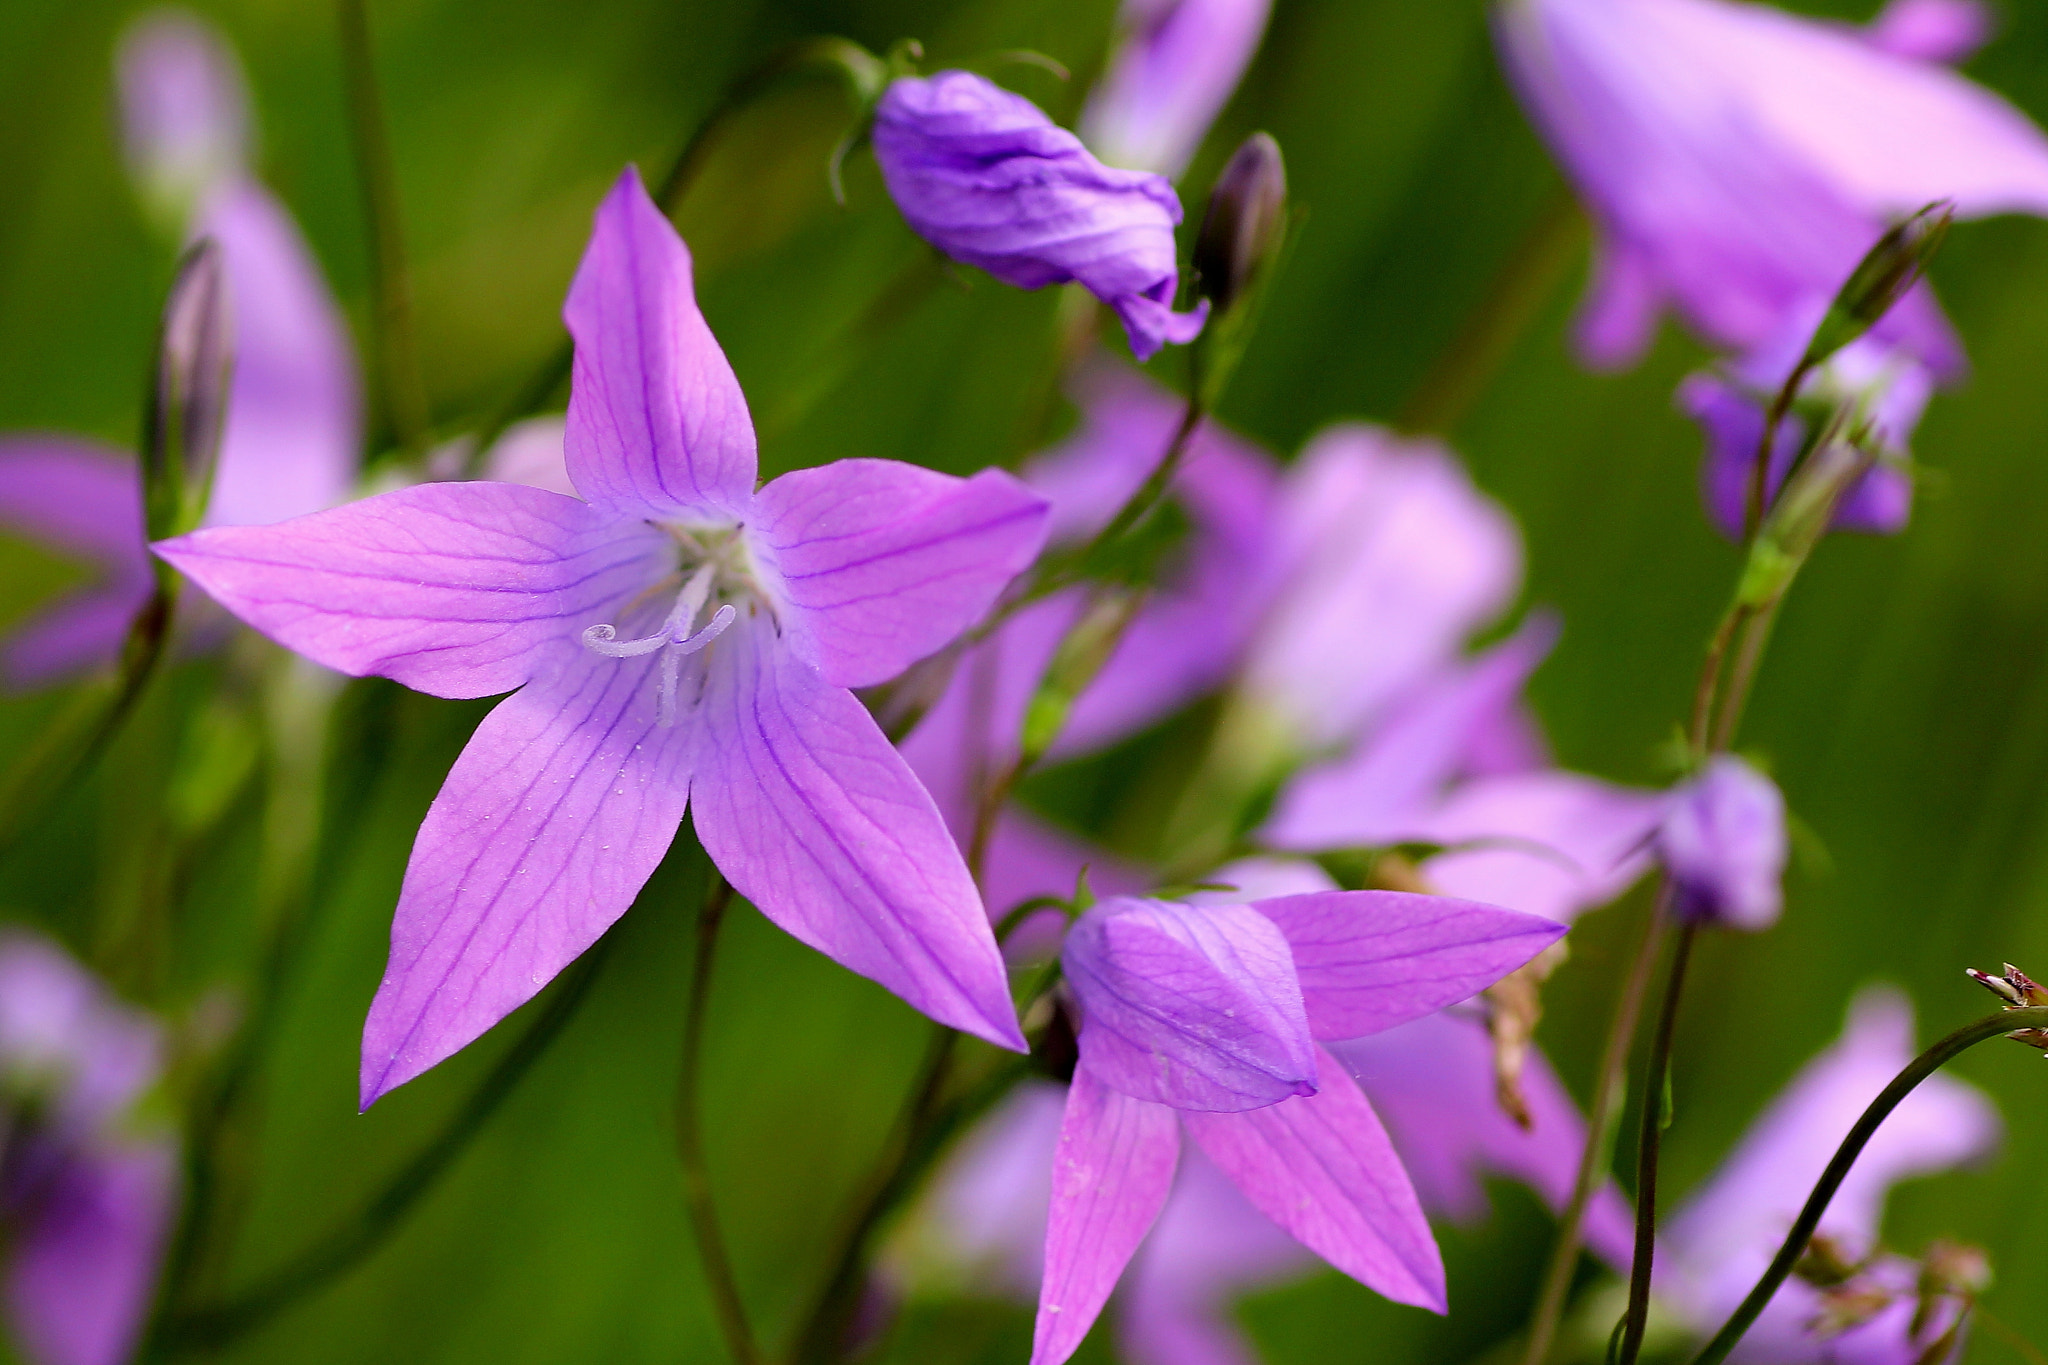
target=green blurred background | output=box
[5,0,2048,1361]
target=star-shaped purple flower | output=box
[1031,886,1565,1365]
[157,168,1051,1105]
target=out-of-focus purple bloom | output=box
[872,71,1208,360]
[0,931,177,1365]
[1264,616,1665,927]
[1497,0,2048,372]
[1079,0,1275,178]
[1241,425,1521,753]
[0,11,359,690]
[1659,988,1999,1365]
[1680,315,1931,539]
[1030,887,1564,1364]
[1655,755,1787,930]
[1865,0,1990,64]
[159,169,1048,1105]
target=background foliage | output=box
[4,0,2048,1361]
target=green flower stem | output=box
[1615,920,1699,1365]
[1686,1006,2048,1365]
[1398,187,1585,437]
[337,0,432,457]
[151,939,613,1354]
[675,874,761,1365]
[1518,884,1671,1365]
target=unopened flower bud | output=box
[143,238,234,542]
[1193,131,1286,314]
[1967,962,2048,1052]
[1655,755,1787,930]
[1802,202,1953,370]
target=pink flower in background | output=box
[1496,0,2048,371]
[1655,755,1787,929]
[0,10,359,689]
[1080,0,1275,178]
[1658,988,1999,1365]
[160,169,1049,1104]
[0,931,177,1365]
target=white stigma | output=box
[581,561,736,726]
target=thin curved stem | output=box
[1616,921,1698,1365]
[152,940,612,1353]
[675,875,760,1365]
[1519,886,1669,1365]
[1686,1006,2048,1365]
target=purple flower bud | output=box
[872,71,1208,361]
[1191,131,1286,313]
[1061,895,1318,1112]
[1655,755,1788,930]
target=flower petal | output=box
[748,459,1049,689]
[1065,897,1317,1112]
[0,440,151,689]
[1333,1012,1635,1268]
[1262,614,1558,850]
[1080,0,1276,178]
[4,1142,178,1365]
[690,615,1024,1051]
[563,167,756,521]
[359,646,693,1105]
[1181,1048,1445,1312]
[199,179,362,528]
[1416,770,1665,924]
[1242,425,1521,751]
[155,481,667,700]
[1251,890,1565,1041]
[1032,1068,1182,1365]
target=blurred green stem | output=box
[1686,1006,2048,1365]
[1399,187,1584,436]
[676,875,761,1365]
[151,940,612,1354]
[1518,884,1669,1365]
[338,0,432,457]
[1614,920,1698,1365]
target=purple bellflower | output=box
[0,11,359,689]
[1655,754,1788,930]
[911,861,1630,1365]
[1496,0,2048,373]
[1658,987,1999,1365]
[1030,886,1565,1365]
[872,71,1208,361]
[157,168,1049,1105]
[1078,0,1276,178]
[0,931,177,1365]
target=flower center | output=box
[581,526,753,726]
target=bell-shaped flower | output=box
[1655,754,1788,930]
[1078,0,1275,178]
[872,71,1208,361]
[1030,886,1565,1365]
[1680,309,1931,539]
[1657,987,1999,1364]
[157,168,1049,1105]
[0,11,359,689]
[1496,0,2048,371]
[0,931,178,1365]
